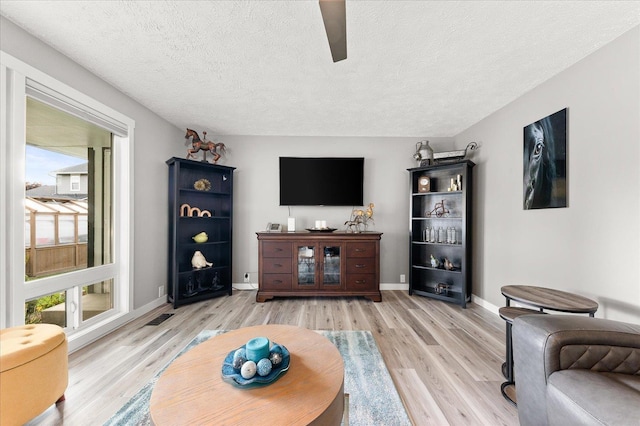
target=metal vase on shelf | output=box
[413,140,434,166]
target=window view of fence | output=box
[25,197,88,278]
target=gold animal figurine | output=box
[345,202,375,233]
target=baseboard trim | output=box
[471,294,500,315]
[233,283,259,291]
[232,282,410,291]
[380,283,409,291]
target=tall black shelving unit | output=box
[167,157,235,308]
[408,161,474,308]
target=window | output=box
[70,175,80,192]
[1,51,134,350]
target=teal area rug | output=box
[104,330,411,426]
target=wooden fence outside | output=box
[25,244,87,277]
[25,197,88,278]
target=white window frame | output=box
[1,51,135,351]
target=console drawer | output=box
[261,274,292,290]
[346,258,375,274]
[262,242,292,258]
[346,273,377,291]
[346,242,376,258]
[263,258,292,274]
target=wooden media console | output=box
[256,231,382,302]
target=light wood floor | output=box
[30,290,519,425]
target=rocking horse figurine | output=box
[185,128,227,163]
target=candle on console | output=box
[245,337,270,362]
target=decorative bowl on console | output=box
[306,228,337,233]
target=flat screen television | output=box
[279,157,364,206]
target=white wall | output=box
[1,16,182,309]
[457,26,640,322]
[217,136,457,285]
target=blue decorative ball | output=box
[232,348,247,370]
[232,355,246,370]
[256,358,273,377]
[234,348,246,360]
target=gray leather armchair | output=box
[512,314,640,426]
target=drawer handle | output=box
[355,248,365,252]
[355,264,367,268]
[274,263,282,267]
[274,280,282,284]
[356,279,366,284]
[275,248,283,252]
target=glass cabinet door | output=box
[294,243,344,290]
[322,245,341,286]
[296,245,316,287]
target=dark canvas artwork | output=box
[523,108,567,210]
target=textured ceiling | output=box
[1,1,639,137]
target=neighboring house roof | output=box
[54,162,88,174]
[26,185,87,200]
[26,185,57,197]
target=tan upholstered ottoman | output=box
[0,324,68,425]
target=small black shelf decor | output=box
[167,157,236,308]
[407,160,474,308]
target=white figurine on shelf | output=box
[430,254,440,268]
[191,250,213,269]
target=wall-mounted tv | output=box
[279,157,364,206]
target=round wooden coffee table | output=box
[149,324,344,425]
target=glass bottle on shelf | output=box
[438,227,445,243]
[430,227,436,243]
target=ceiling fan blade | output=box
[319,0,347,62]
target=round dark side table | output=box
[499,285,598,406]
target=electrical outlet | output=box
[244,273,250,283]
[158,286,164,298]
[400,274,406,283]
